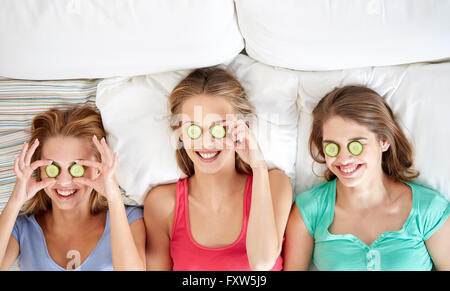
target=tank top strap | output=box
[171,177,189,239]
[242,174,253,234]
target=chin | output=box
[194,162,226,175]
[337,176,365,188]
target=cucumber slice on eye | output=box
[69,163,85,178]
[45,164,60,178]
[348,141,363,156]
[210,124,226,139]
[325,142,339,157]
[187,124,202,140]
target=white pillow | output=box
[227,55,299,183]
[96,72,190,205]
[235,0,450,70]
[0,0,243,80]
[294,62,450,201]
[97,54,299,204]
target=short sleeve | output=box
[295,189,319,237]
[11,214,25,242]
[125,206,144,224]
[414,185,450,240]
[11,216,20,241]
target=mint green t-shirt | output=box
[295,179,449,271]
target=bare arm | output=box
[129,218,147,268]
[0,199,21,270]
[143,184,176,271]
[0,140,55,269]
[76,136,145,270]
[107,197,146,270]
[246,168,293,270]
[228,120,293,270]
[425,216,450,270]
[283,204,314,270]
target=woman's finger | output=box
[100,137,114,167]
[224,133,236,150]
[30,159,53,172]
[24,139,39,166]
[111,152,118,171]
[73,159,102,170]
[18,142,29,170]
[92,135,111,165]
[14,155,21,174]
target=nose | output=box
[334,147,355,165]
[55,169,73,186]
[201,130,217,149]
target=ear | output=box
[379,137,391,152]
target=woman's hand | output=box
[74,136,121,203]
[225,120,267,170]
[11,139,55,206]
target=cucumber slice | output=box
[45,164,60,178]
[187,124,202,140]
[69,163,85,178]
[325,142,339,157]
[348,141,363,156]
[210,124,226,139]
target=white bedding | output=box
[0,0,243,80]
[96,55,299,204]
[235,0,450,70]
[294,62,450,201]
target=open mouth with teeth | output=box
[195,151,221,162]
[337,163,362,177]
[54,189,79,199]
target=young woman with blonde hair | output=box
[284,86,449,271]
[144,67,292,271]
[0,106,145,270]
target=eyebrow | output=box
[323,137,368,143]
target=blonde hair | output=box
[22,105,108,215]
[169,67,255,176]
[309,85,419,182]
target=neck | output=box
[336,171,394,209]
[46,203,93,233]
[190,164,246,208]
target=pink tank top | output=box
[170,175,283,271]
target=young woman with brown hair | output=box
[144,67,293,271]
[0,106,145,270]
[284,86,449,271]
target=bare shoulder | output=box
[268,168,293,200]
[390,179,413,204]
[268,169,292,191]
[143,183,178,222]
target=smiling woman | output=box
[144,67,293,271]
[0,106,146,271]
[284,86,450,271]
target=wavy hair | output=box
[169,67,255,176]
[309,85,419,182]
[22,105,108,215]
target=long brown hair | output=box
[309,85,419,182]
[22,105,108,215]
[169,67,254,177]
